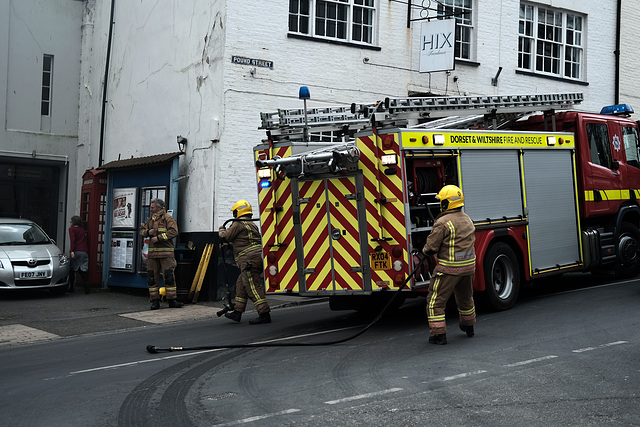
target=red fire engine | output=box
[253,93,640,311]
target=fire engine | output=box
[253,92,640,311]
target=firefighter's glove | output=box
[422,248,436,256]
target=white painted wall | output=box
[620,1,640,120]
[0,0,84,244]
[78,0,623,234]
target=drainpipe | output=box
[615,0,621,104]
[99,0,116,167]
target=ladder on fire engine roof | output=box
[260,92,583,143]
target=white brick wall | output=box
[78,0,628,233]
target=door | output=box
[294,175,366,292]
[582,119,625,216]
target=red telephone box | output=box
[81,169,107,286]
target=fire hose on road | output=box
[146,250,428,354]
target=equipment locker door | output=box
[294,175,366,292]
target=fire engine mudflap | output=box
[254,93,640,312]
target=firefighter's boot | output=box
[225,310,242,323]
[249,313,271,325]
[150,299,160,310]
[429,334,447,345]
[460,324,474,337]
[168,299,184,308]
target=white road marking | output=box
[324,388,403,405]
[68,325,363,375]
[503,355,558,367]
[572,340,629,353]
[213,408,301,426]
[441,370,487,381]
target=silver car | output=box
[0,218,70,295]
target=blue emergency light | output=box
[260,180,272,189]
[600,104,634,115]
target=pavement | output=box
[0,286,327,348]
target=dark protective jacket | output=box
[140,209,178,259]
[219,217,262,262]
[423,208,476,275]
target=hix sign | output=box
[419,19,456,73]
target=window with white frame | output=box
[437,0,474,60]
[289,0,376,45]
[41,54,53,116]
[518,3,584,79]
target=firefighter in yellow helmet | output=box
[218,200,271,324]
[422,185,476,345]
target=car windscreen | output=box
[0,223,52,245]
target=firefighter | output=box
[140,198,184,310]
[219,200,271,324]
[422,185,476,345]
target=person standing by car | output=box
[68,215,89,293]
[219,200,271,324]
[422,185,476,345]
[140,198,183,310]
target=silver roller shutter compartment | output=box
[523,150,580,271]
[460,150,523,222]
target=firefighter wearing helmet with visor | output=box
[219,200,271,324]
[422,185,476,345]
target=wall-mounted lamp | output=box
[177,135,187,153]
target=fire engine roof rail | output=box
[260,92,583,141]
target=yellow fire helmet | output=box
[436,185,464,211]
[232,199,252,218]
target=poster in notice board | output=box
[112,187,138,229]
[110,230,135,272]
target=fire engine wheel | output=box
[482,242,520,311]
[615,222,640,278]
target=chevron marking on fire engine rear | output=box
[257,146,298,292]
[300,179,333,291]
[358,135,408,290]
[328,177,360,290]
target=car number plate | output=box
[20,271,49,279]
[370,251,390,270]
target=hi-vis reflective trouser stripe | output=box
[257,145,298,293]
[427,273,447,330]
[584,189,639,201]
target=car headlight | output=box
[59,253,69,266]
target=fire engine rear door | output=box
[293,175,367,293]
[522,149,581,271]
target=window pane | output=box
[587,123,612,168]
[623,127,640,167]
[43,55,52,71]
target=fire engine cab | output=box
[253,93,640,311]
